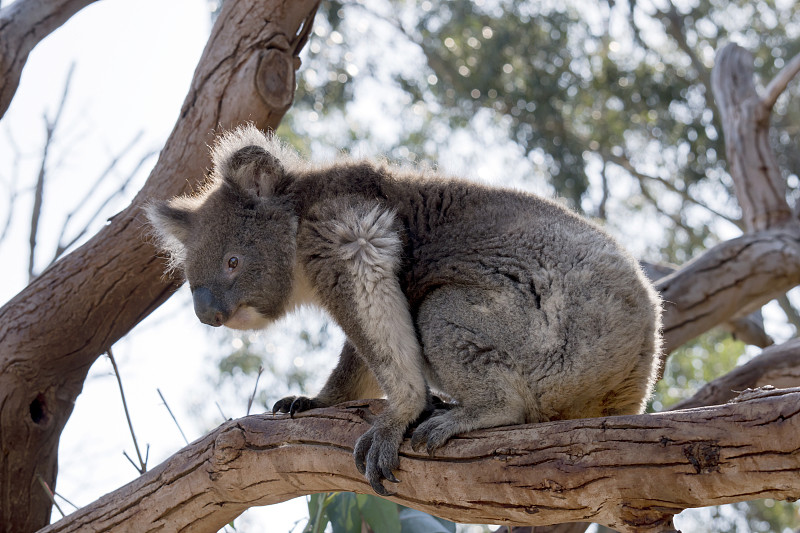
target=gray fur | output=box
[146,124,662,495]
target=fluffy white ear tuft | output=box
[210,124,303,197]
[145,199,195,269]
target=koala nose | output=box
[192,286,226,327]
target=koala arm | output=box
[272,340,382,414]
[297,199,428,495]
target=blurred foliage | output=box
[304,492,457,533]
[287,0,800,262]
[649,329,745,411]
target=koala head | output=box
[147,131,298,331]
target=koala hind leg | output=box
[412,285,535,454]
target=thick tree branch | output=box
[657,225,800,354]
[0,1,320,531]
[0,0,98,119]
[673,339,800,410]
[42,389,800,533]
[640,262,773,349]
[712,43,792,231]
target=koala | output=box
[147,124,662,496]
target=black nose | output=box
[193,287,225,327]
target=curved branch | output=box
[0,0,99,119]
[762,50,800,111]
[0,1,320,531]
[42,390,800,533]
[673,338,800,410]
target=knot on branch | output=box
[256,34,297,111]
[682,442,721,474]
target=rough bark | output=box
[0,1,319,531]
[656,226,800,354]
[41,389,800,533]
[0,0,99,119]
[640,262,772,349]
[674,339,800,410]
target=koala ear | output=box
[216,144,285,197]
[145,200,194,253]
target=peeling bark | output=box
[0,1,319,531]
[41,389,800,533]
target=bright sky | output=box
[0,1,311,530]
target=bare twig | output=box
[762,50,800,111]
[606,152,743,228]
[216,401,229,422]
[28,62,75,280]
[54,491,80,511]
[36,474,65,518]
[108,348,147,474]
[246,365,264,416]
[52,143,157,262]
[157,388,189,445]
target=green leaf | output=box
[356,493,401,533]
[327,492,361,533]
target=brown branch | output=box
[0,1,320,531]
[640,262,773,349]
[657,225,800,354]
[762,49,800,111]
[42,390,800,533]
[712,43,792,231]
[777,293,800,335]
[0,0,99,119]
[673,339,800,410]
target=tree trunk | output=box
[41,389,800,533]
[0,1,319,531]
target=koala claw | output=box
[271,395,323,417]
[353,424,402,496]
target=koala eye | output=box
[227,256,239,270]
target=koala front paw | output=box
[353,423,404,496]
[271,395,326,417]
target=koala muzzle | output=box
[192,286,226,327]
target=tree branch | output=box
[0,1,320,531]
[0,0,98,119]
[656,225,800,354]
[762,49,800,111]
[711,43,792,231]
[673,339,800,410]
[42,390,800,533]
